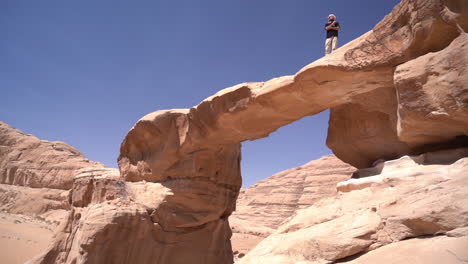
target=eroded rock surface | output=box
[329,29,468,168]
[0,122,108,223]
[394,33,468,147]
[30,0,468,263]
[327,86,411,168]
[28,168,234,264]
[0,121,104,190]
[230,155,354,257]
[0,123,121,262]
[238,148,468,264]
[0,184,69,220]
[343,235,468,264]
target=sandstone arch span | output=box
[29,0,468,263]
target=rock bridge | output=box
[30,0,468,263]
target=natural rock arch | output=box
[29,0,468,263]
[116,1,467,262]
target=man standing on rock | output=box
[325,14,340,55]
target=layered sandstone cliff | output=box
[238,148,468,263]
[0,122,118,263]
[0,122,106,220]
[0,121,104,190]
[28,0,468,263]
[230,155,354,257]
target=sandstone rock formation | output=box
[327,86,411,169]
[344,235,468,264]
[29,0,468,263]
[0,122,106,222]
[327,1,468,168]
[0,121,104,190]
[394,33,468,147]
[0,122,120,263]
[27,167,234,264]
[0,184,69,219]
[238,148,468,264]
[230,155,354,256]
[329,30,468,166]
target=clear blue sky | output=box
[1,0,400,187]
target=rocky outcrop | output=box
[0,184,69,219]
[238,148,468,264]
[343,235,468,264]
[394,33,468,147]
[327,2,468,168]
[234,155,354,229]
[0,122,109,224]
[0,122,104,190]
[30,0,468,263]
[0,123,124,262]
[327,86,411,168]
[230,155,354,257]
[28,168,233,264]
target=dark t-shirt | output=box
[325,21,340,38]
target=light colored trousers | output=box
[325,36,338,55]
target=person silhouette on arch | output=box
[325,14,340,55]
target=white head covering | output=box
[328,14,336,19]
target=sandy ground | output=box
[0,212,57,264]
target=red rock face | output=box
[27,0,468,263]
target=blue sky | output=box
[1,0,400,187]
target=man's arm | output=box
[325,22,340,31]
[326,26,340,30]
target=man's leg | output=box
[325,38,332,55]
[332,36,338,52]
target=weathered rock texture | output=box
[0,122,125,263]
[28,168,233,264]
[327,86,412,168]
[31,0,468,263]
[344,235,468,264]
[0,122,107,223]
[0,184,69,219]
[394,32,468,147]
[238,148,468,264]
[327,1,468,168]
[230,155,354,256]
[0,121,104,190]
